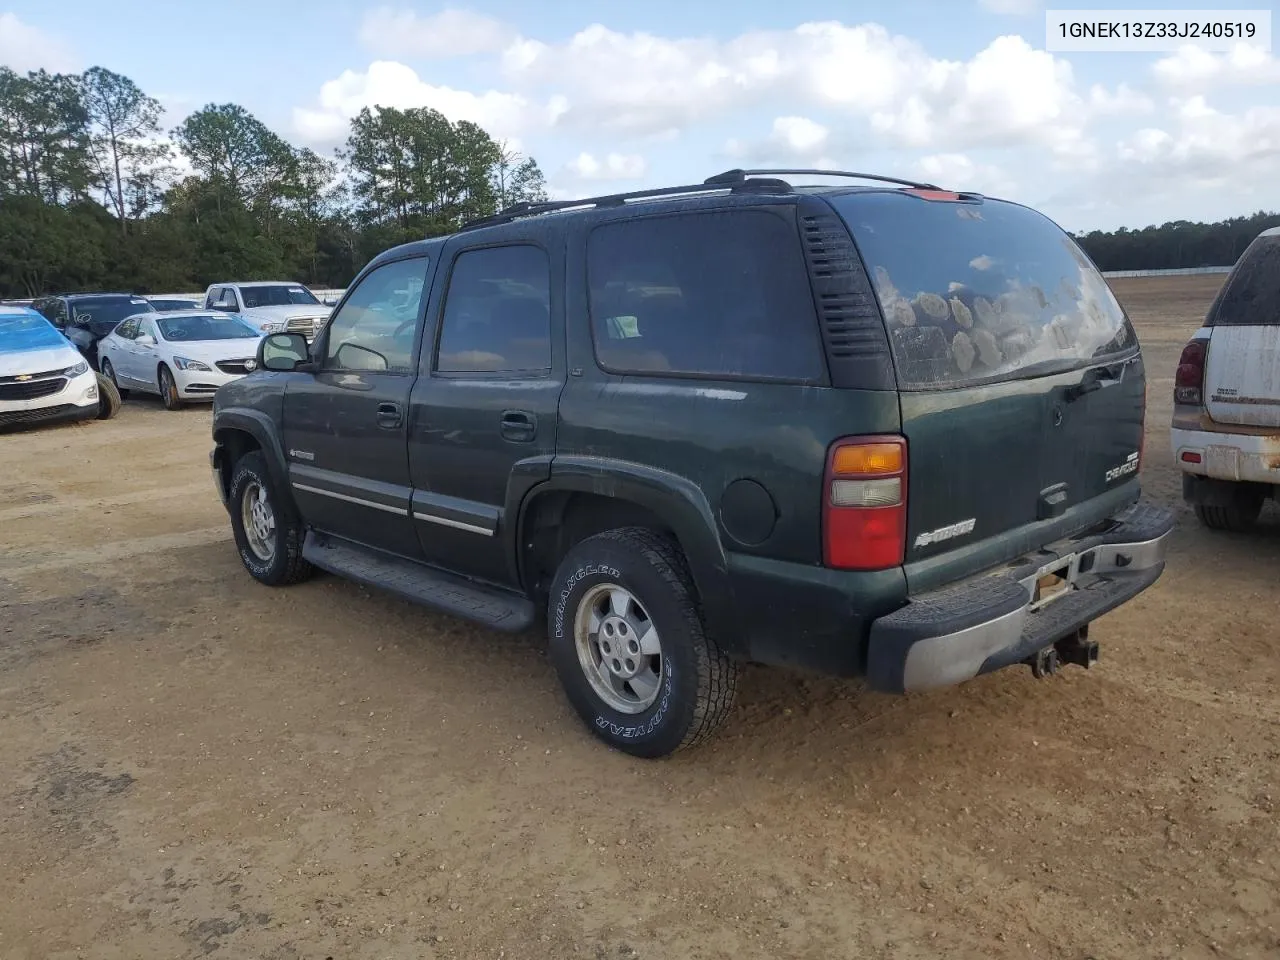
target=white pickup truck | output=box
[203,282,332,341]
[1171,226,1280,531]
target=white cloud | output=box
[564,152,647,181]
[0,13,77,73]
[978,0,1042,13]
[500,22,1128,158]
[358,7,516,58]
[1151,43,1280,90]
[1116,96,1280,182]
[723,115,832,162]
[291,60,566,147]
[911,153,1017,196]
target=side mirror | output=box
[259,332,311,372]
[136,334,156,346]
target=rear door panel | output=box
[1203,232,1280,428]
[1204,327,1280,428]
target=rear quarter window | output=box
[586,208,827,383]
[1209,234,1280,327]
[831,194,1136,389]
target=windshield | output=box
[71,297,156,332]
[150,298,201,311]
[0,313,66,353]
[831,193,1136,389]
[240,285,320,308]
[157,314,260,341]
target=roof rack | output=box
[459,167,942,232]
[704,168,941,190]
[460,177,795,231]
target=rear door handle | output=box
[500,410,536,442]
[376,402,402,429]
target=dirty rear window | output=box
[1209,234,1280,327]
[830,193,1136,389]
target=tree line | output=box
[1072,211,1280,273]
[4,63,1279,298]
[0,65,547,297]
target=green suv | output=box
[210,169,1174,758]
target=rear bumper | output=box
[865,500,1175,694]
[1171,425,1280,486]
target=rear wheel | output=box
[158,365,183,410]
[94,372,121,420]
[1194,488,1263,532]
[100,358,129,399]
[547,527,738,758]
[228,451,313,586]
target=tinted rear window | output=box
[831,194,1136,389]
[587,208,826,383]
[1210,235,1280,327]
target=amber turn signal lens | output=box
[831,442,903,476]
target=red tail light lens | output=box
[823,435,907,571]
[1175,339,1208,405]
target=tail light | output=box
[1174,339,1208,405]
[823,435,907,570]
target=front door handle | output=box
[500,410,536,442]
[376,402,402,429]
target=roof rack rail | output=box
[459,177,795,231]
[704,168,941,190]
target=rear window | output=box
[831,194,1136,389]
[1209,234,1280,327]
[587,208,826,383]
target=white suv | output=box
[203,282,331,341]
[1171,226,1280,531]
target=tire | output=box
[100,358,129,400]
[228,450,314,586]
[94,372,121,420]
[1195,491,1263,532]
[158,364,183,410]
[547,527,738,759]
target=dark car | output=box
[210,169,1174,758]
[33,293,157,369]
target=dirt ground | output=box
[2,273,1278,960]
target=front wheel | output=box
[158,365,183,410]
[95,372,121,420]
[228,451,314,586]
[547,527,739,759]
[100,358,129,400]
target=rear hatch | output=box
[828,191,1145,588]
[1202,230,1280,428]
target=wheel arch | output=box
[516,457,743,656]
[212,410,292,508]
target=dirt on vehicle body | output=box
[0,273,1277,959]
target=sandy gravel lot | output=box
[1,274,1277,960]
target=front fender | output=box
[212,407,291,493]
[519,456,742,653]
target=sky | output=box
[1,0,1278,232]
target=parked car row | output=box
[0,280,318,430]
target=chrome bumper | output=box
[866,501,1175,694]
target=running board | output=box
[302,532,536,632]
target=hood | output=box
[238,304,329,321]
[0,343,83,378]
[165,337,264,364]
[0,314,83,376]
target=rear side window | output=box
[831,194,1136,389]
[586,209,826,382]
[1209,235,1280,327]
[436,245,552,375]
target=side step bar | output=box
[302,532,536,632]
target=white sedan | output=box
[97,311,264,410]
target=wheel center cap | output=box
[598,615,643,679]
